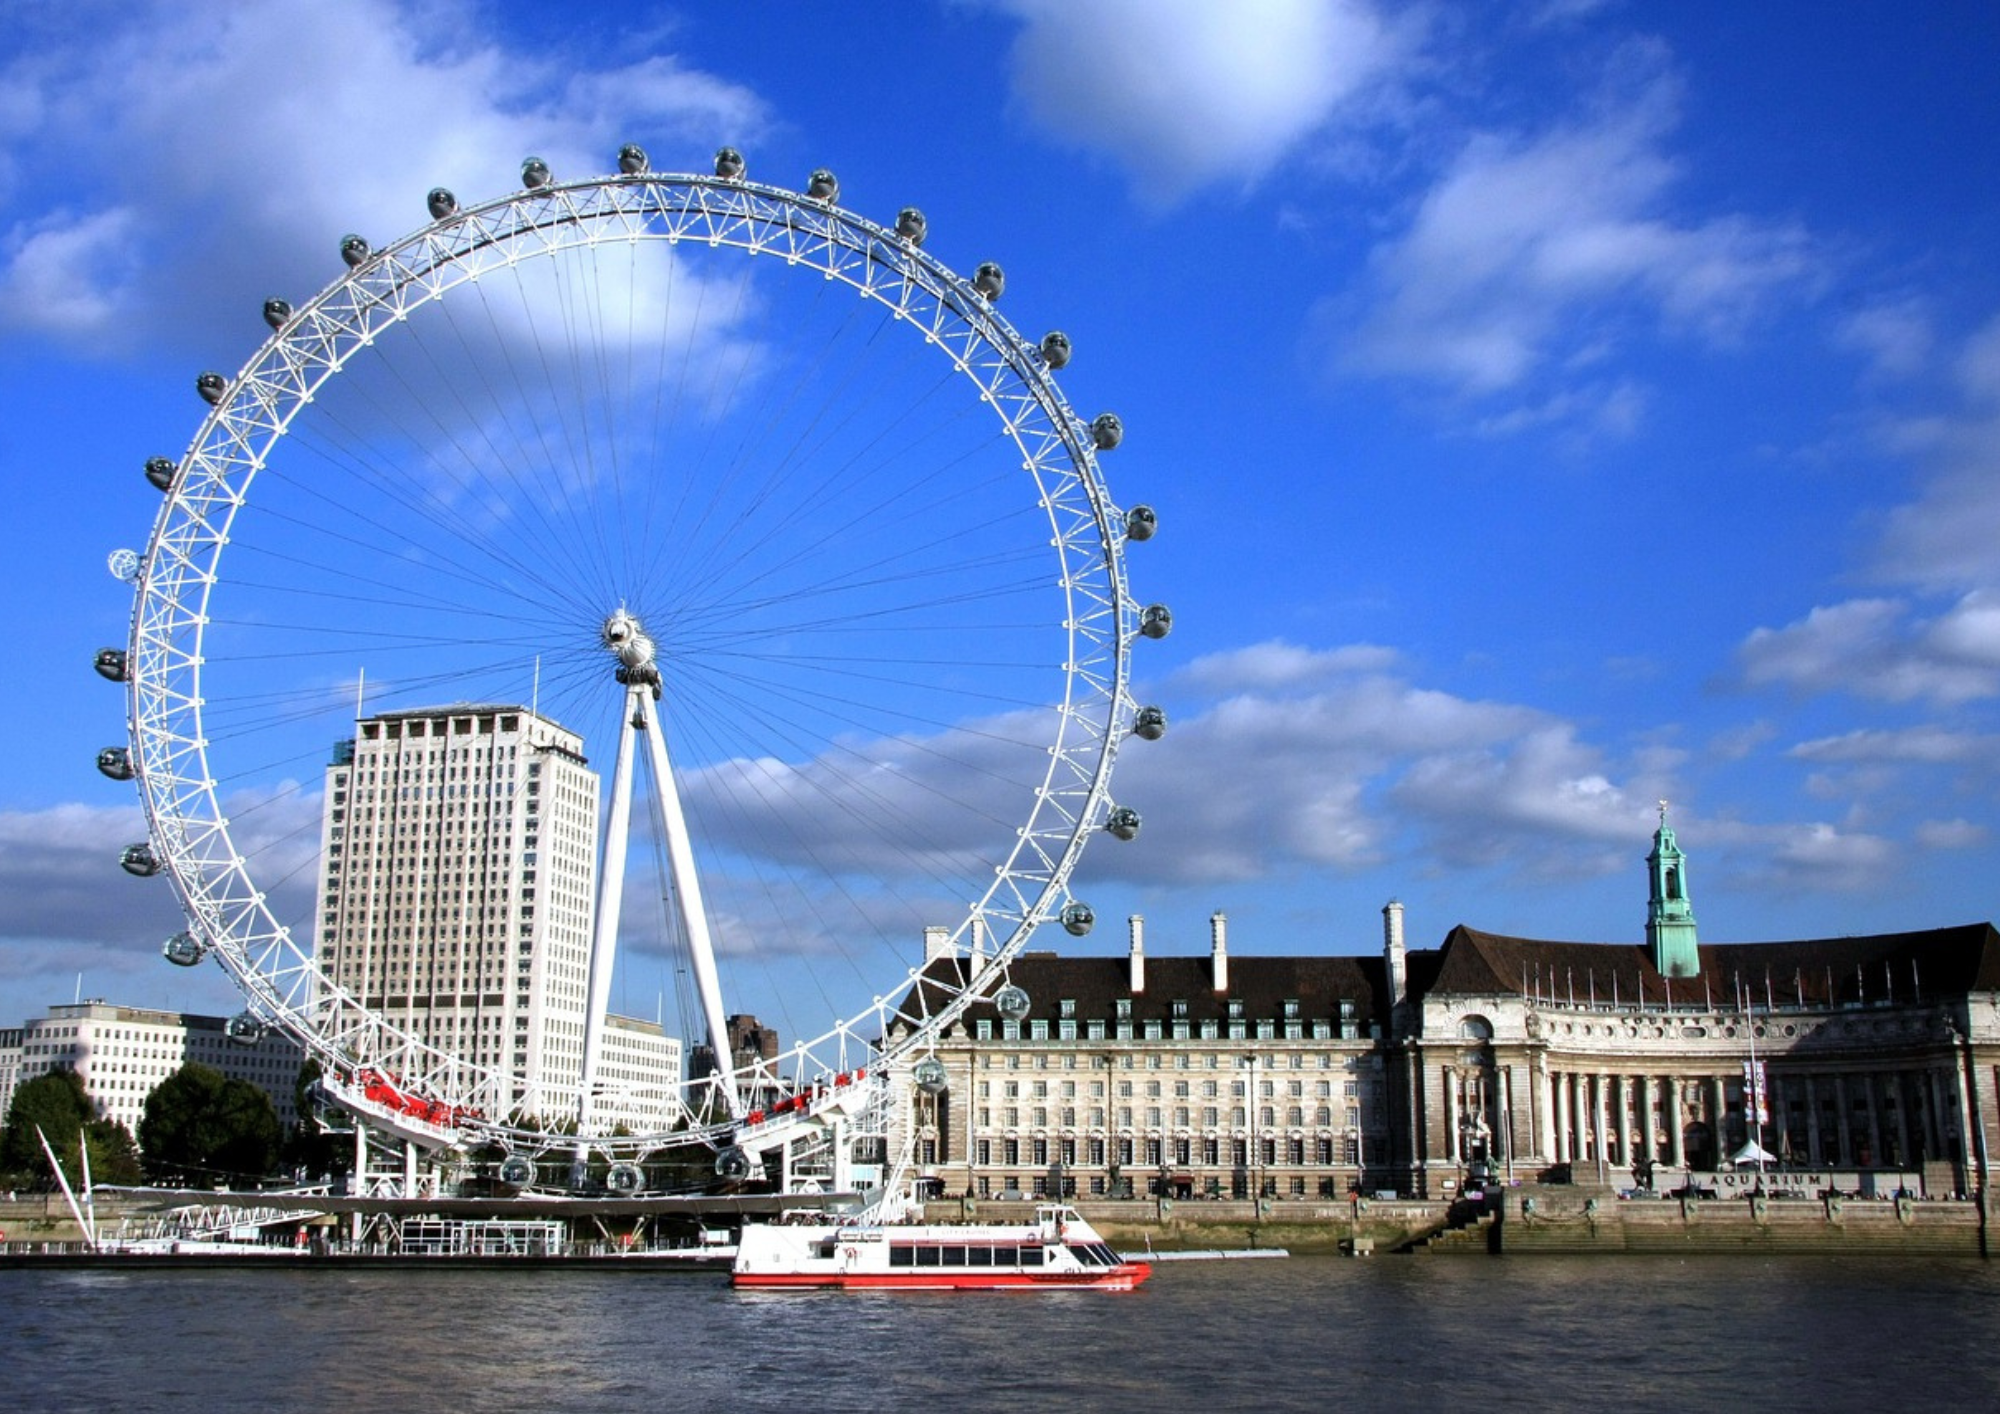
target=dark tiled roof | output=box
[1429,922,2000,1007]
[903,951,1395,1027]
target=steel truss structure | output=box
[119,149,1162,1177]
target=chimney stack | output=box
[1383,899,1407,1011]
[1128,914,1146,994]
[923,924,951,964]
[1210,911,1229,992]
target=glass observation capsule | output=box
[1061,901,1096,936]
[714,146,746,179]
[617,144,648,175]
[120,843,160,877]
[261,297,292,329]
[1133,705,1168,741]
[93,648,128,682]
[225,1011,266,1044]
[896,207,927,246]
[606,1163,643,1195]
[807,168,839,202]
[913,1056,949,1094]
[973,262,1005,300]
[497,1155,535,1188]
[521,156,551,189]
[1125,505,1157,541]
[339,234,370,268]
[1091,413,1123,450]
[994,984,1032,1020]
[96,746,134,781]
[1140,603,1173,639]
[715,1146,752,1180]
[162,931,207,967]
[1040,331,1072,369]
[426,188,457,220]
[1106,807,1141,842]
[196,371,228,405]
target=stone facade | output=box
[895,821,2000,1204]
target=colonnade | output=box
[1522,1059,1972,1173]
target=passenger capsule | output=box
[714,1145,752,1181]
[1125,504,1157,541]
[96,746,134,781]
[426,187,457,220]
[162,931,207,967]
[108,549,141,584]
[714,146,746,179]
[339,234,370,268]
[1091,413,1123,451]
[605,1162,643,1195]
[1106,807,1142,842]
[497,1154,535,1189]
[1140,603,1173,640]
[994,983,1032,1020]
[521,156,551,189]
[1133,705,1168,741]
[807,167,839,202]
[196,371,228,405]
[617,143,649,175]
[93,648,128,683]
[913,1056,949,1095]
[145,456,178,491]
[1061,901,1096,937]
[1040,331,1072,369]
[895,207,927,246]
[225,1011,265,1045]
[119,843,160,877]
[973,262,1005,300]
[262,297,293,330]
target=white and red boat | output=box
[732,1204,1151,1291]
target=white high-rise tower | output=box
[312,704,601,1122]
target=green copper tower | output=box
[1646,801,1700,977]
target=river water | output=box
[4,1255,1997,1412]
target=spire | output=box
[1646,800,1700,978]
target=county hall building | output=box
[893,811,2000,1203]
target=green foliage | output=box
[138,1062,282,1187]
[0,1070,93,1186]
[0,1071,140,1190]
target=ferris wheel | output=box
[99,145,1167,1178]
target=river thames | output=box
[4,1255,1997,1411]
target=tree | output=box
[0,1070,140,1190]
[139,1063,282,1187]
[0,1070,93,1187]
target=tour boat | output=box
[731,1203,1151,1291]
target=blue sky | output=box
[3,0,1999,1040]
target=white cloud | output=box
[1916,818,1987,850]
[0,0,769,349]
[992,0,1402,204]
[1836,296,1935,382]
[1327,49,1813,407]
[1736,595,2000,706]
[1789,725,2000,766]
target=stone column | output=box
[1834,1074,1854,1167]
[1635,1075,1654,1164]
[1592,1074,1610,1176]
[1554,1069,1572,1164]
[1922,1067,1945,1161]
[1765,1072,1785,1159]
[1665,1075,1685,1167]
[1861,1072,1884,1167]
[1442,1065,1459,1164]
[1890,1071,1912,1168]
[1805,1074,1823,1166]
[1531,1055,1551,1165]
[1709,1075,1728,1160]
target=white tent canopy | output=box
[1730,1140,1778,1166]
